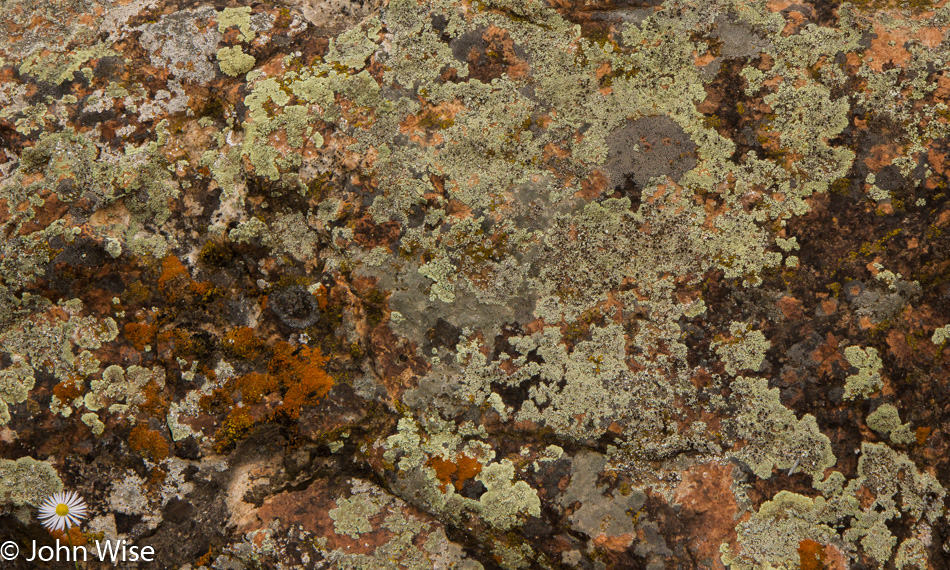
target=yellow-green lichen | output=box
[866,403,915,445]
[217,46,256,77]
[0,457,63,507]
[714,323,770,377]
[843,346,883,400]
[81,411,106,436]
[729,376,835,481]
[217,7,255,42]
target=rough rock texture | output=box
[1,0,950,568]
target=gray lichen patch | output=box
[560,451,643,538]
[136,7,222,83]
[602,116,698,192]
[269,285,321,329]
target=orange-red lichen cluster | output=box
[236,371,279,405]
[426,453,483,492]
[223,327,265,360]
[798,539,826,570]
[52,377,83,402]
[157,255,189,292]
[124,321,158,351]
[129,424,170,461]
[268,342,333,419]
[211,342,334,451]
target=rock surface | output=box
[1,0,950,568]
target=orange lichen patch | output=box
[426,454,483,492]
[124,322,158,351]
[917,426,932,445]
[427,456,457,492]
[140,381,168,417]
[129,424,170,461]
[50,526,88,547]
[454,454,482,490]
[311,283,329,310]
[190,281,213,297]
[157,255,190,291]
[222,327,265,360]
[236,372,279,405]
[268,342,333,419]
[798,539,826,570]
[157,328,197,357]
[52,378,83,402]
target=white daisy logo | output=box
[38,491,88,532]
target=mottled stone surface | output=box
[1,0,950,568]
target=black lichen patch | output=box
[603,116,698,199]
[269,285,321,329]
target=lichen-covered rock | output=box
[1,0,950,567]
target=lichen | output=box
[843,346,884,400]
[713,323,771,377]
[217,7,256,42]
[728,376,836,481]
[216,46,256,77]
[866,404,915,445]
[0,457,63,507]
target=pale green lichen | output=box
[17,41,116,85]
[81,412,106,436]
[381,415,540,533]
[476,460,541,530]
[323,479,484,569]
[714,323,771,376]
[326,17,381,69]
[932,325,950,347]
[721,491,838,569]
[217,7,255,42]
[0,358,34,426]
[843,346,884,400]
[866,404,915,445]
[329,488,385,538]
[217,46,256,77]
[0,457,63,507]
[728,376,835,481]
[85,364,165,415]
[725,441,944,568]
[418,257,458,303]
